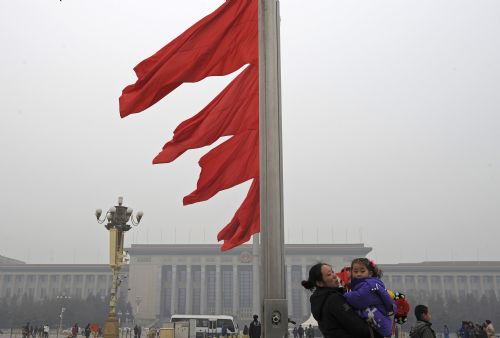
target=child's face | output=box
[351,262,372,279]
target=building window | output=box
[221,267,233,310]
[239,267,252,308]
[405,276,416,291]
[206,267,216,311]
[391,276,402,290]
[192,268,201,288]
[177,288,186,314]
[163,287,172,316]
[430,276,441,292]
[291,289,302,318]
[192,288,201,315]
[483,276,493,290]
[291,266,302,283]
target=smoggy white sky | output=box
[1,0,499,265]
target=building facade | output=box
[0,264,121,301]
[126,242,371,325]
[2,243,500,327]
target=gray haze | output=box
[1,1,499,265]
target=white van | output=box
[170,315,236,338]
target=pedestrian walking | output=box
[71,324,79,338]
[84,324,91,338]
[248,315,261,338]
[297,325,304,338]
[484,320,495,338]
[443,325,449,338]
[43,324,49,338]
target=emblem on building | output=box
[240,250,252,263]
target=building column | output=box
[302,265,308,316]
[232,265,239,316]
[493,275,499,298]
[186,265,192,314]
[440,275,445,295]
[200,265,207,314]
[215,264,221,314]
[252,234,260,316]
[286,265,292,317]
[59,275,64,295]
[82,276,87,299]
[453,275,458,298]
[23,274,28,296]
[94,274,98,296]
[34,275,40,301]
[171,265,177,315]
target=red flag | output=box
[153,65,258,164]
[119,0,257,117]
[183,130,258,205]
[218,178,260,251]
[120,0,260,251]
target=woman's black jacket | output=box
[310,286,382,338]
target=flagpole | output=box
[259,0,288,337]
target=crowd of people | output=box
[21,323,100,338]
[21,323,50,338]
[456,320,496,338]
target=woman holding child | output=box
[302,262,383,338]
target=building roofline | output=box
[126,243,372,255]
[380,261,500,272]
[0,264,127,273]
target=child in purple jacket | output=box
[343,258,396,337]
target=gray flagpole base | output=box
[263,299,288,338]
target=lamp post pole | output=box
[56,295,71,338]
[96,197,143,338]
[57,307,65,338]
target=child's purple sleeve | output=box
[343,283,371,310]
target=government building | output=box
[1,243,500,327]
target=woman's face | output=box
[316,264,339,288]
[351,262,372,279]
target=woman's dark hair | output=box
[301,262,329,291]
[351,258,383,278]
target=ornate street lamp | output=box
[96,197,143,338]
